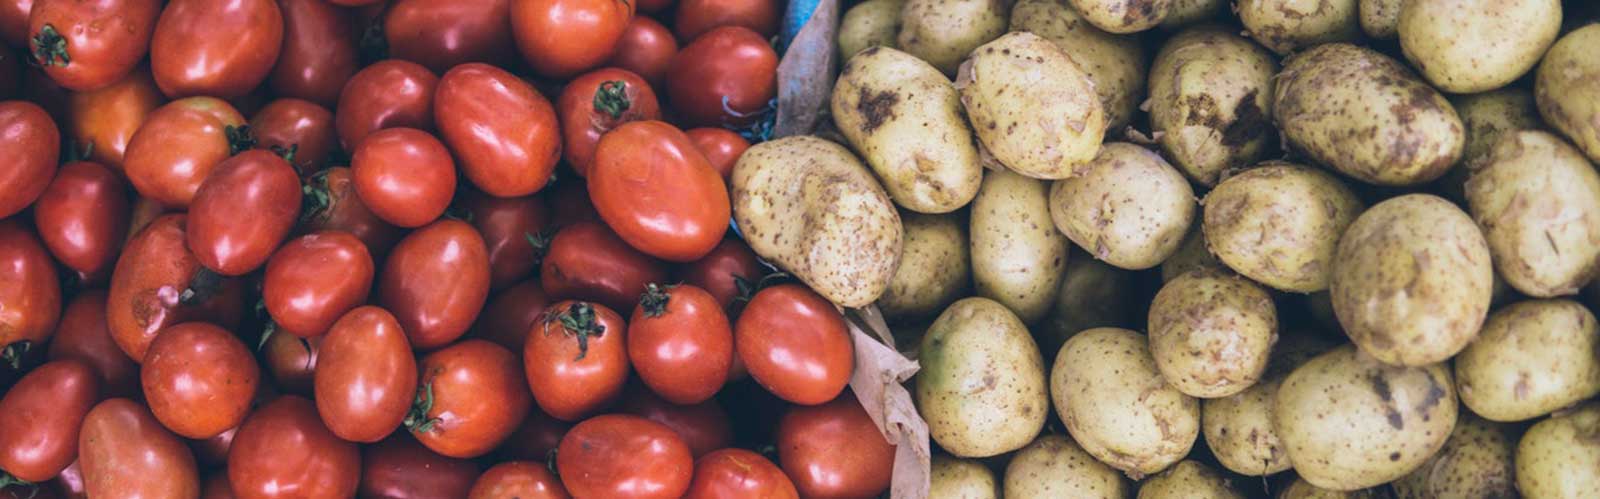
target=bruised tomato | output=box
[0,220,62,359]
[557,68,661,177]
[361,434,481,499]
[228,396,361,499]
[471,279,552,351]
[776,392,896,499]
[435,63,561,197]
[409,340,532,458]
[590,120,729,262]
[676,237,764,312]
[262,331,318,396]
[352,127,457,228]
[541,221,668,314]
[672,0,780,41]
[187,150,303,275]
[107,214,246,360]
[524,301,630,421]
[378,219,490,349]
[263,231,374,338]
[628,284,732,404]
[608,17,677,86]
[249,98,337,176]
[123,97,247,208]
[556,414,693,499]
[78,399,201,499]
[617,383,733,458]
[735,284,853,405]
[510,0,633,79]
[0,360,100,482]
[666,26,777,128]
[460,191,551,291]
[32,161,128,282]
[47,291,139,398]
[685,127,748,181]
[150,0,284,98]
[684,448,799,499]
[298,166,403,260]
[0,100,59,218]
[335,60,438,151]
[469,461,569,499]
[140,322,260,439]
[314,306,416,443]
[270,0,357,107]
[65,68,164,170]
[385,0,516,72]
[25,0,160,91]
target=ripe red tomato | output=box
[628,284,733,404]
[557,68,661,176]
[736,284,854,405]
[107,214,246,360]
[379,219,491,349]
[461,192,551,291]
[541,221,668,314]
[31,160,128,282]
[187,150,303,275]
[673,0,780,41]
[410,340,532,458]
[524,300,630,421]
[25,0,160,91]
[298,166,403,260]
[0,360,99,482]
[435,63,561,197]
[123,96,246,208]
[684,448,799,499]
[262,331,318,396]
[0,220,61,358]
[249,98,337,176]
[78,399,201,499]
[608,17,677,87]
[590,120,729,262]
[263,231,374,338]
[494,408,570,462]
[0,100,59,218]
[150,0,283,98]
[141,322,261,439]
[314,306,417,443]
[685,127,749,181]
[468,462,570,499]
[0,0,30,46]
[361,434,481,499]
[270,0,357,107]
[557,414,694,499]
[47,290,138,398]
[229,396,361,499]
[352,127,457,228]
[386,0,516,72]
[617,383,734,458]
[510,0,634,79]
[777,392,896,498]
[335,60,437,151]
[676,237,764,312]
[65,68,163,170]
[471,280,553,351]
[666,26,777,127]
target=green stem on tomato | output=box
[592,81,632,119]
[30,24,69,67]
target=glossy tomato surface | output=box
[608,17,677,86]
[0,360,100,482]
[617,383,733,458]
[26,0,160,91]
[676,237,764,312]
[140,322,260,439]
[187,149,302,275]
[0,220,62,353]
[298,166,403,259]
[271,0,357,107]
[150,0,283,98]
[683,448,799,499]
[107,214,245,360]
[122,96,246,208]
[735,284,854,405]
[461,191,550,291]
[467,462,569,499]
[263,231,374,338]
[590,120,728,261]
[410,340,532,458]
[378,219,490,349]
[510,0,633,78]
[228,396,361,499]
[556,414,693,499]
[335,60,437,151]
[249,98,338,176]
[470,279,552,351]
[557,68,661,177]
[32,161,128,281]
[524,300,630,421]
[47,290,138,397]
[628,284,732,404]
[262,331,319,396]
[385,0,516,72]
[0,100,59,218]
[78,399,201,499]
[435,63,560,197]
[314,306,416,443]
[360,434,480,499]
[685,127,748,181]
[351,127,457,228]
[666,26,777,127]
[493,408,570,462]
[777,392,896,498]
[672,0,780,41]
[65,68,164,169]
[541,221,667,314]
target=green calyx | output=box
[0,342,34,370]
[30,24,69,67]
[593,81,632,119]
[403,380,443,434]
[299,169,334,224]
[179,267,223,306]
[226,125,257,155]
[548,302,606,361]
[639,283,674,318]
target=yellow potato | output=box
[1135,461,1242,499]
[1052,327,1199,479]
[1149,26,1277,186]
[1160,0,1224,28]
[1049,143,1195,270]
[839,0,904,58]
[1066,0,1172,34]
[1238,0,1361,55]
[1536,24,1600,163]
[1515,403,1600,498]
[877,211,970,323]
[1202,162,1363,293]
[1454,299,1600,422]
[897,0,1010,75]
[1398,0,1562,94]
[1148,269,1277,398]
[918,298,1049,457]
[1466,131,1600,297]
[1393,414,1517,499]
[1010,0,1147,130]
[1003,434,1129,498]
[930,456,1000,499]
[1359,0,1402,39]
[1161,225,1222,282]
[958,32,1107,179]
[970,169,1069,324]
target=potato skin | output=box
[1003,434,1129,499]
[877,212,970,323]
[832,47,983,214]
[1437,87,1543,203]
[1135,461,1242,499]
[1398,0,1561,94]
[1149,26,1277,186]
[1329,194,1492,366]
[918,297,1049,457]
[1052,327,1199,479]
[1278,478,1390,499]
[1359,0,1402,39]
[1038,253,1135,356]
[970,170,1069,324]
[1237,0,1361,55]
[1066,0,1171,34]
[730,136,902,307]
[1049,143,1196,270]
[1515,403,1600,499]
[839,0,904,59]
[930,455,1000,499]
[958,32,1107,180]
[1009,0,1147,130]
[1203,162,1363,293]
[1466,131,1600,297]
[1200,331,1335,477]
[1392,414,1517,499]
[1454,299,1600,422]
[897,0,1010,76]
[1159,0,1223,28]
[1148,269,1277,398]
[1161,225,1222,282]
[1536,25,1600,163]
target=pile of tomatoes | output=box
[0,0,899,497]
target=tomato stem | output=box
[225,125,257,155]
[0,472,37,499]
[525,231,551,269]
[63,140,93,163]
[547,302,605,361]
[731,272,790,308]
[180,267,224,306]
[257,320,277,351]
[0,341,33,370]
[272,143,299,165]
[29,24,69,67]
[639,283,673,318]
[403,380,443,434]
[299,170,335,223]
[545,448,560,476]
[593,81,632,119]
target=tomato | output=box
[628,284,732,404]
[523,301,630,421]
[385,0,516,72]
[298,166,403,259]
[63,68,162,170]
[546,179,601,230]
[0,101,59,218]
[314,306,417,443]
[352,127,457,228]
[556,414,693,499]
[510,0,633,79]
[617,383,733,458]
[46,291,138,398]
[335,60,437,151]
[379,220,490,349]
[249,98,337,177]
[262,330,318,396]
[590,120,729,261]
[776,392,895,499]
[107,214,246,360]
[468,462,568,499]
[225,395,360,499]
[676,237,764,312]
[673,0,779,41]
[556,69,659,177]
[361,434,480,499]
[187,150,302,275]
[0,0,29,46]
[201,474,234,499]
[270,0,357,107]
[140,322,260,439]
[150,0,283,98]
[52,459,85,498]
[736,284,853,405]
[685,127,748,181]
[77,399,201,499]
[0,221,61,360]
[608,17,677,86]
[493,408,569,462]
[470,280,552,351]
[408,340,531,458]
[123,96,247,208]
[0,360,99,482]
[25,0,160,91]
[541,221,666,313]
[666,26,777,127]
[435,63,561,197]
[461,192,551,291]
[684,448,798,499]
[261,232,373,339]
[190,425,239,469]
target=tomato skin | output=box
[26,0,160,91]
[314,306,417,443]
[684,448,799,499]
[628,285,732,404]
[676,237,763,312]
[0,0,30,46]
[736,284,854,405]
[462,192,551,291]
[557,68,661,177]
[546,179,601,230]
[187,150,303,275]
[335,60,438,151]
[107,214,246,360]
[524,300,630,421]
[0,360,100,482]
[298,166,404,260]
[0,220,61,352]
[140,322,260,439]
[270,0,356,107]
[379,219,491,349]
[78,399,201,499]
[0,100,59,218]
[47,290,139,398]
[541,221,668,314]
[608,17,677,87]
[672,0,780,41]
[435,63,561,197]
[352,127,457,228]
[150,0,283,98]
[123,96,246,208]
[249,98,337,177]
[227,396,361,499]
[412,340,532,458]
[262,331,318,396]
[361,434,481,499]
[385,0,516,73]
[685,128,748,182]
[666,26,777,127]
[590,120,729,262]
[471,279,552,351]
[510,0,633,79]
[777,392,896,499]
[64,68,163,170]
[494,408,570,462]
[52,459,86,498]
[201,474,234,499]
[556,414,694,499]
[468,462,570,499]
[263,231,374,338]
[617,383,733,458]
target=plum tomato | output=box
[0,100,59,218]
[140,322,261,439]
[378,219,491,349]
[31,161,129,282]
[26,0,160,91]
[556,414,693,499]
[510,0,633,79]
[435,63,561,198]
[735,284,854,405]
[187,149,303,276]
[122,96,247,208]
[0,359,100,482]
[228,396,361,499]
[407,340,532,459]
[524,300,630,421]
[78,399,201,499]
[541,221,668,314]
[628,284,733,404]
[683,448,799,499]
[607,17,678,86]
[776,391,895,498]
[314,306,417,443]
[335,60,438,151]
[351,127,457,228]
[149,0,283,98]
[589,120,729,262]
[666,26,777,128]
[262,231,374,338]
[270,0,358,107]
[556,68,661,177]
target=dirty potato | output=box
[1135,461,1243,499]
[1454,299,1600,422]
[897,0,1010,75]
[1004,434,1129,499]
[1536,24,1600,163]
[1466,131,1600,297]
[1392,414,1518,499]
[1148,269,1278,398]
[1203,162,1363,293]
[931,455,1000,499]
[1515,403,1600,498]
[1010,0,1148,130]
[1066,0,1171,34]
[1049,143,1196,270]
[1037,252,1136,356]
[1160,0,1224,28]
[971,169,1069,324]
[1237,0,1361,55]
[1161,225,1222,282]
[958,32,1107,180]
[1278,477,1391,499]
[877,212,969,323]
[1201,331,1336,477]
[1436,87,1544,202]
[840,0,904,58]
[1052,327,1200,479]
[1359,0,1402,39]
[918,297,1049,457]
[1398,0,1562,94]
[1148,26,1277,186]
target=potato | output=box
[1273,43,1465,186]
[878,212,970,323]
[931,455,1000,499]
[1274,345,1458,491]
[1455,88,1544,165]
[1359,0,1402,39]
[1398,0,1561,94]
[1037,253,1136,356]
[1202,331,1336,476]
[1329,194,1493,366]
[918,297,1049,457]
[1148,26,1277,186]
[1203,162,1363,293]
[1278,477,1390,499]
[1148,269,1277,398]
[832,47,983,214]
[1237,0,1361,55]
[1049,143,1196,270]
[1009,0,1147,130]
[840,0,904,58]
[1052,327,1199,479]
[970,170,1069,324]
[730,136,902,307]
[1454,299,1600,422]
[958,32,1107,180]
[1466,131,1600,297]
[1515,403,1600,498]
[1003,434,1129,499]
[1161,225,1222,282]
[1066,0,1171,34]
[1160,0,1224,28]
[1392,414,1517,499]
[1135,460,1242,499]
[1536,24,1600,163]
[897,0,1009,75]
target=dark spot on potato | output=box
[857,88,900,134]
[1222,90,1267,148]
[1389,452,1401,461]
[1417,374,1448,414]
[1368,374,1405,430]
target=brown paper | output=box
[772,0,841,138]
[845,306,931,499]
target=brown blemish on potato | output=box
[856,88,899,133]
[1368,373,1406,430]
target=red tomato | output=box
[435,63,561,197]
[298,166,403,260]
[676,237,764,312]
[78,399,201,499]
[361,434,480,499]
[628,284,732,404]
[494,408,570,462]
[590,120,729,262]
[673,0,779,41]
[379,219,491,349]
[524,300,630,421]
[249,98,337,176]
[107,214,246,360]
[228,396,361,499]
[0,100,59,218]
[335,60,437,151]
[25,0,160,91]
[0,221,61,359]
[123,96,247,208]
[46,291,138,398]
[0,360,99,482]
[409,340,532,458]
[385,0,516,72]
[262,232,373,338]
[546,179,601,230]
[189,413,243,469]
[31,161,128,282]
[52,459,86,498]
[556,414,694,499]
[0,0,30,46]
[776,392,895,498]
[262,331,318,396]
[666,26,777,127]
[684,448,799,499]
[149,0,283,98]
[270,0,357,107]
[617,383,734,458]
[510,0,633,79]
[541,221,668,314]
[608,17,677,86]
[187,150,303,275]
[468,462,570,499]
[65,68,164,170]
[201,474,234,499]
[557,68,661,177]
[461,192,551,291]
[471,279,553,351]
[314,306,417,443]
[736,284,853,405]
[141,322,260,439]
[685,127,749,181]
[352,127,457,228]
